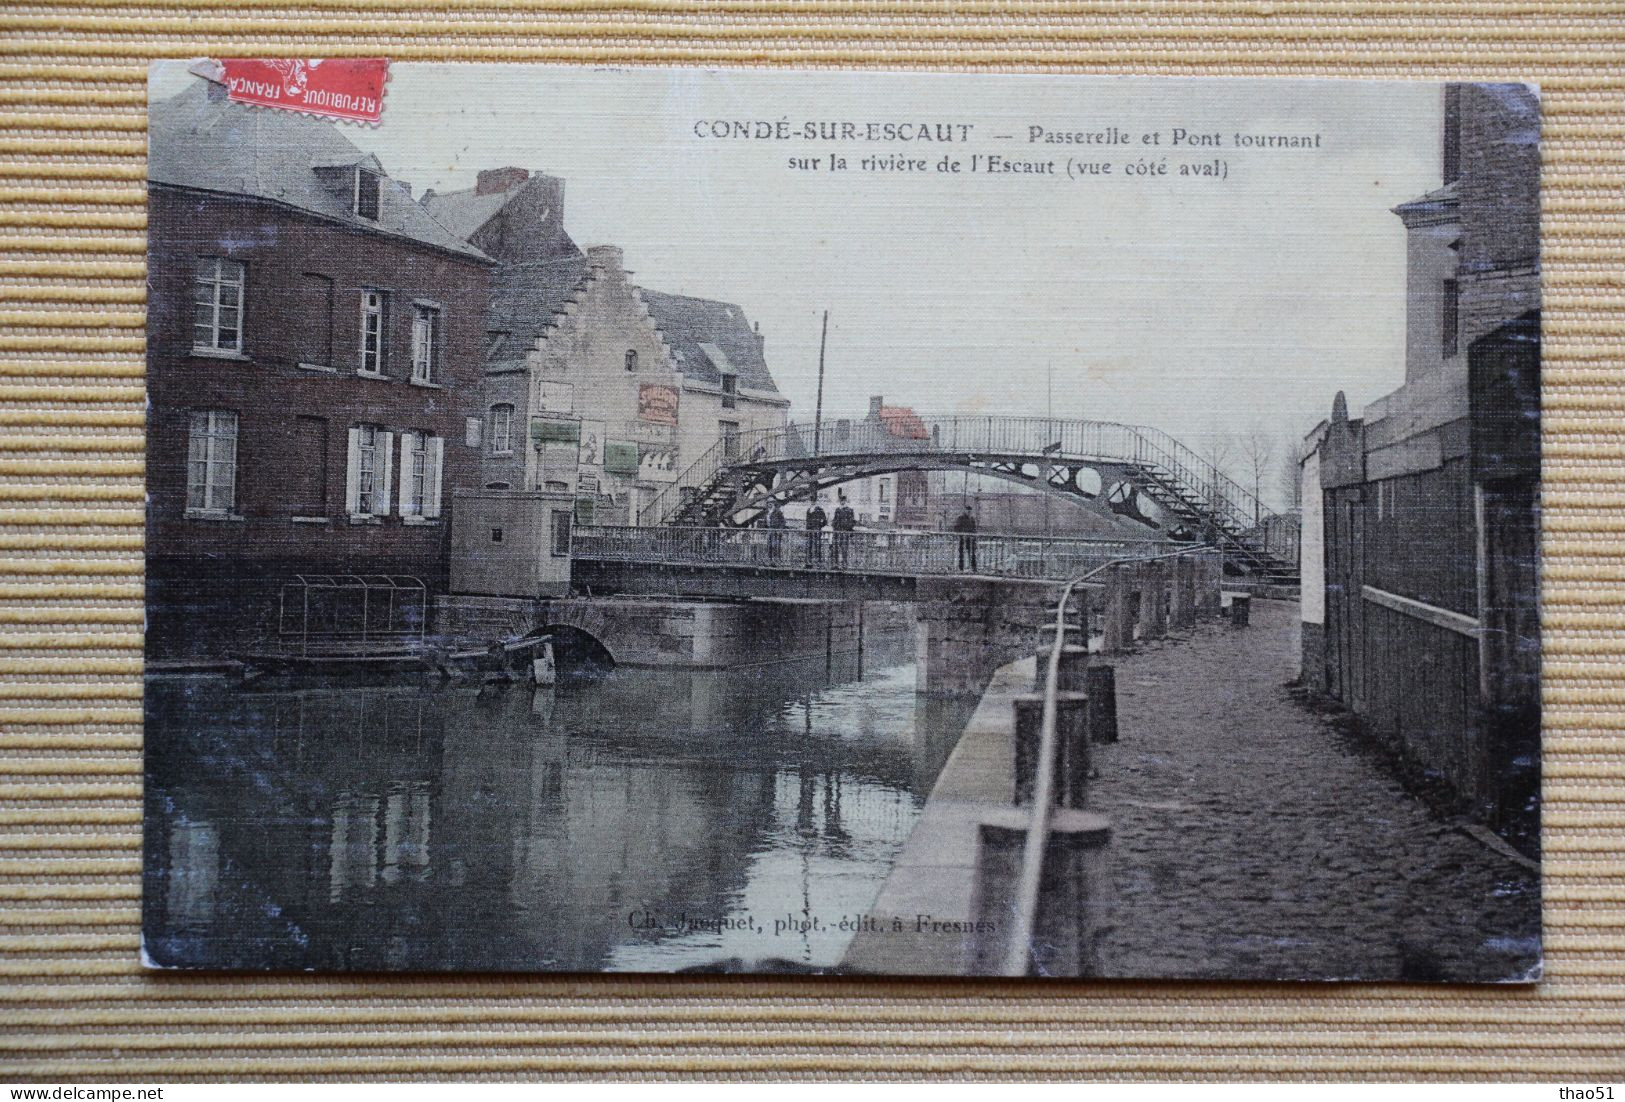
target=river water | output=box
[143,637,974,973]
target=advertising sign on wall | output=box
[637,383,679,426]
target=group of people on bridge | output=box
[758,496,981,572]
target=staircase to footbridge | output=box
[637,415,1298,583]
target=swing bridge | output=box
[570,415,1297,596]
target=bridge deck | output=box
[572,525,1171,586]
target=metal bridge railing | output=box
[573,524,1172,583]
[1001,543,1217,977]
[637,414,1273,544]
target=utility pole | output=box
[1045,363,1054,539]
[813,310,828,456]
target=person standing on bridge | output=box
[953,504,979,573]
[765,500,786,563]
[804,499,827,566]
[832,494,856,567]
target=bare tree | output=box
[1236,423,1276,525]
[1195,426,1236,513]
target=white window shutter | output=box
[397,430,415,516]
[426,436,444,518]
[344,427,362,514]
[378,431,394,515]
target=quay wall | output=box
[434,594,915,670]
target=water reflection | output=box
[143,635,973,973]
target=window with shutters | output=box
[357,425,380,513]
[186,410,238,515]
[396,431,444,520]
[193,258,245,354]
[411,304,441,385]
[346,424,393,519]
[359,290,387,376]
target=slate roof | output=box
[483,254,595,366]
[637,289,780,395]
[419,187,516,241]
[1392,180,1461,222]
[483,262,783,398]
[148,80,487,261]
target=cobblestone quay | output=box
[1084,598,1539,981]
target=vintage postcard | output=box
[142,63,1541,980]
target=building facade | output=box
[146,78,493,656]
[1300,84,1541,846]
[424,168,790,528]
[801,398,933,529]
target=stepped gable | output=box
[484,254,595,367]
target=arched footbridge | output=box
[636,415,1298,583]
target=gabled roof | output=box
[484,254,594,366]
[148,79,487,261]
[1393,180,1461,227]
[419,187,517,241]
[638,289,779,396]
[877,406,928,440]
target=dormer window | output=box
[354,168,381,220]
[720,372,738,409]
[625,349,638,373]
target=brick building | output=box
[424,168,789,527]
[1300,83,1541,846]
[146,78,493,656]
[801,398,933,529]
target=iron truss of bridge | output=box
[638,415,1298,583]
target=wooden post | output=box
[1197,549,1222,619]
[1086,664,1118,743]
[1230,592,1251,627]
[1170,555,1196,631]
[1140,560,1168,640]
[1102,564,1133,653]
[1012,692,1090,808]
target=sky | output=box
[153,63,1443,468]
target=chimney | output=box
[868,395,884,419]
[475,166,530,196]
[586,245,624,272]
[395,180,413,199]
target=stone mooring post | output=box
[1012,692,1090,808]
[1032,637,1089,692]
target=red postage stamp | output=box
[216,58,388,123]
